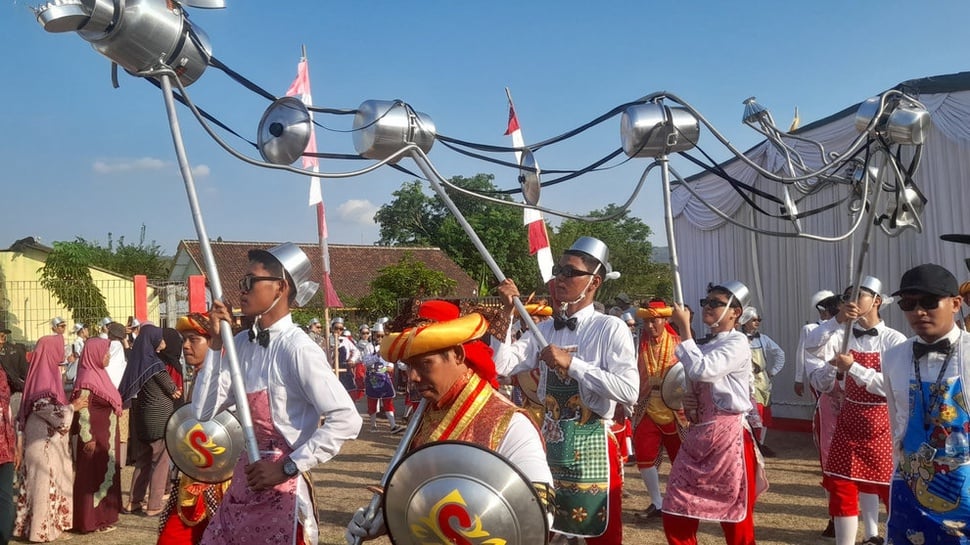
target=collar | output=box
[560,304,596,322]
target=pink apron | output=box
[201,390,301,545]
[663,382,749,522]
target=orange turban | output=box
[381,311,498,387]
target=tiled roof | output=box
[173,240,478,308]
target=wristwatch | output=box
[282,457,299,477]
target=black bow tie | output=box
[553,315,578,331]
[248,328,270,348]
[913,339,951,360]
[853,327,878,338]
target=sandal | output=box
[95,526,117,533]
[143,508,163,517]
[122,503,143,514]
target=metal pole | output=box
[410,150,548,348]
[659,156,684,305]
[839,151,887,354]
[158,74,260,462]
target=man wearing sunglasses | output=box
[804,276,906,545]
[663,281,766,545]
[192,243,362,545]
[883,264,970,544]
[493,236,638,545]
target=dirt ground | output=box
[17,398,872,545]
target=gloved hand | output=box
[345,507,386,544]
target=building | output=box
[0,237,160,344]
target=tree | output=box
[374,174,547,294]
[39,241,110,327]
[355,253,458,318]
[38,227,172,326]
[554,204,670,304]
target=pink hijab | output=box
[73,337,122,415]
[19,334,69,427]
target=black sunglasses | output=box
[552,264,595,278]
[699,298,729,309]
[897,294,945,312]
[238,274,284,292]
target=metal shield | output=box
[165,405,244,484]
[382,441,548,545]
[661,361,687,410]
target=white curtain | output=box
[670,88,970,420]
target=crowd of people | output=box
[0,238,966,545]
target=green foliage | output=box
[554,204,671,304]
[355,253,458,317]
[38,226,172,326]
[38,241,110,326]
[374,174,546,295]
[79,228,171,279]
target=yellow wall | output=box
[0,250,158,344]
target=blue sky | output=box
[3,1,968,258]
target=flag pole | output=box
[294,45,338,372]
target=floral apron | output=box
[663,382,748,522]
[201,390,307,545]
[542,368,609,537]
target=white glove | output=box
[345,507,386,544]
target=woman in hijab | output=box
[71,337,122,533]
[119,325,182,517]
[14,334,87,542]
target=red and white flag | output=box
[285,59,323,206]
[505,91,554,284]
[286,55,343,307]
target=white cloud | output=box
[336,199,378,226]
[92,157,167,174]
[91,157,210,177]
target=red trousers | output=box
[366,397,394,414]
[662,432,758,545]
[633,418,681,469]
[825,477,889,516]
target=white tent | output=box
[671,71,970,421]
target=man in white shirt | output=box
[193,242,362,545]
[664,281,767,545]
[883,264,970,544]
[741,309,785,457]
[493,236,638,545]
[804,276,906,545]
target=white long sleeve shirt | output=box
[750,333,785,377]
[793,322,821,384]
[192,314,362,473]
[884,325,968,454]
[676,329,753,414]
[491,304,638,420]
[803,317,906,395]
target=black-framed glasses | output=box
[699,298,729,309]
[750,318,762,323]
[552,264,595,278]
[238,274,284,292]
[897,294,944,312]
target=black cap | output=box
[0,328,10,335]
[892,263,959,297]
